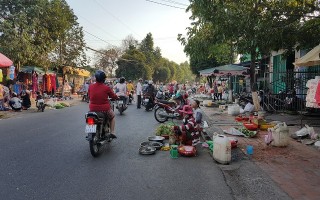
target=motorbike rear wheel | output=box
[89,133,101,157]
[154,107,168,123]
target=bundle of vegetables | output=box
[54,103,65,109]
[60,102,70,107]
[155,124,174,136]
[237,127,257,138]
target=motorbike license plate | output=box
[118,100,123,105]
[85,125,97,133]
[144,99,149,103]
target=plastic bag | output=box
[264,129,273,145]
[223,127,245,137]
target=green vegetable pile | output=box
[54,103,65,109]
[155,124,174,136]
[238,127,257,138]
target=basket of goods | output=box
[155,124,174,139]
[238,127,257,138]
[243,122,259,131]
[178,145,197,157]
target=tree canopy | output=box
[0,0,87,69]
[183,0,320,88]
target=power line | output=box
[145,0,187,10]
[159,0,189,7]
[83,30,117,48]
[78,15,119,40]
[86,46,137,62]
[92,0,142,39]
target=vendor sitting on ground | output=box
[8,92,22,112]
[172,105,201,146]
[21,89,31,110]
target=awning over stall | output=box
[294,44,320,67]
[0,53,13,67]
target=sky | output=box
[65,0,192,64]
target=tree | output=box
[0,0,87,68]
[121,34,138,51]
[186,0,320,109]
[116,45,149,80]
[94,47,122,77]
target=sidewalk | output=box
[202,106,320,200]
[0,95,82,120]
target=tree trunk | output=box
[250,51,261,111]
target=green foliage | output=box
[0,0,87,68]
[155,124,174,136]
[185,0,320,86]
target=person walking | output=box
[136,78,142,109]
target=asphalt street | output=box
[0,102,234,200]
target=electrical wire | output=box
[86,46,137,62]
[159,0,189,7]
[145,0,187,10]
[83,30,117,48]
[92,0,142,39]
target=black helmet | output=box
[95,70,106,83]
[120,77,126,83]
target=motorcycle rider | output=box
[114,77,128,105]
[145,80,156,101]
[126,80,134,103]
[88,70,118,139]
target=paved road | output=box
[0,103,233,200]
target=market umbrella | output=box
[20,66,45,74]
[294,44,320,67]
[0,52,13,67]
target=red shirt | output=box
[88,83,118,112]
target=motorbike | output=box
[36,98,45,112]
[82,92,89,103]
[142,94,155,111]
[116,96,128,115]
[154,100,184,123]
[128,91,134,105]
[85,112,113,157]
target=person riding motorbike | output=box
[126,80,134,103]
[88,70,118,139]
[145,80,156,103]
[114,77,128,105]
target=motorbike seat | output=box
[86,112,106,123]
[157,100,176,105]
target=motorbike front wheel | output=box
[89,133,101,157]
[154,107,168,123]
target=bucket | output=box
[213,135,231,164]
[246,145,253,155]
[271,122,290,147]
[170,145,178,158]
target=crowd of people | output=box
[0,83,32,111]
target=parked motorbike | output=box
[116,96,128,115]
[85,112,113,157]
[36,98,45,112]
[142,94,155,111]
[154,100,183,123]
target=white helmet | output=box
[148,80,153,84]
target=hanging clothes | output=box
[43,74,48,92]
[9,66,15,80]
[46,74,51,93]
[32,72,38,93]
[50,74,56,92]
[0,69,3,82]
